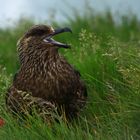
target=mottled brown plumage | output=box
[6,25,87,122]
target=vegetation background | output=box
[0,2,140,140]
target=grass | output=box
[0,6,140,140]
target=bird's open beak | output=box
[44,27,72,48]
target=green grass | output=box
[0,6,140,140]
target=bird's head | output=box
[17,25,72,61]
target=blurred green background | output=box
[0,0,140,139]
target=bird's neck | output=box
[20,48,63,75]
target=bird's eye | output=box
[26,29,46,37]
[32,29,45,36]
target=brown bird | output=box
[6,25,87,122]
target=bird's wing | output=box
[6,86,57,122]
[69,67,88,114]
[73,67,87,97]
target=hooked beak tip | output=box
[64,27,72,33]
[52,27,72,35]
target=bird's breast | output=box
[14,57,79,104]
[39,61,78,102]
